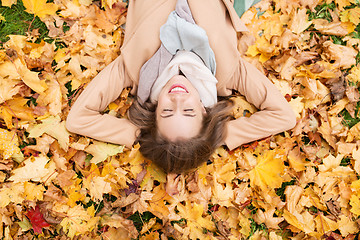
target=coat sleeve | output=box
[66,55,139,148]
[224,57,297,150]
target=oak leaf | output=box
[23,0,58,19]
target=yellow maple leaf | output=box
[0,129,22,160]
[84,140,124,164]
[28,115,70,151]
[0,183,24,208]
[340,7,360,26]
[87,176,112,202]
[338,215,359,236]
[176,201,215,234]
[248,150,286,191]
[60,205,99,239]
[1,98,34,125]
[66,179,85,207]
[9,155,57,183]
[148,185,171,218]
[212,180,234,207]
[24,182,45,201]
[347,66,360,85]
[350,193,360,216]
[23,0,58,19]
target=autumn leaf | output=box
[0,128,22,160]
[24,182,45,201]
[340,7,360,26]
[23,0,58,19]
[28,115,70,151]
[1,0,17,7]
[9,155,57,183]
[289,8,312,34]
[248,150,286,191]
[0,183,24,208]
[13,58,48,94]
[176,201,216,237]
[26,206,50,234]
[84,140,124,164]
[60,205,99,238]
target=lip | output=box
[168,84,188,93]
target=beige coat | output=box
[66,0,296,150]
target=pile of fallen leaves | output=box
[0,0,360,239]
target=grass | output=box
[0,0,49,44]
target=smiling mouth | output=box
[169,84,188,93]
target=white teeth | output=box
[170,87,186,93]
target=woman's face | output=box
[156,75,206,141]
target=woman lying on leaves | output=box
[66,0,296,177]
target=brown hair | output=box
[128,99,233,173]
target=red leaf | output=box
[26,205,50,234]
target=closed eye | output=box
[184,109,193,112]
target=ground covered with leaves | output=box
[0,0,360,239]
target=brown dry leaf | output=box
[313,19,349,36]
[322,41,357,69]
[289,8,313,35]
[347,122,360,142]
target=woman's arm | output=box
[66,55,139,148]
[224,57,296,150]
